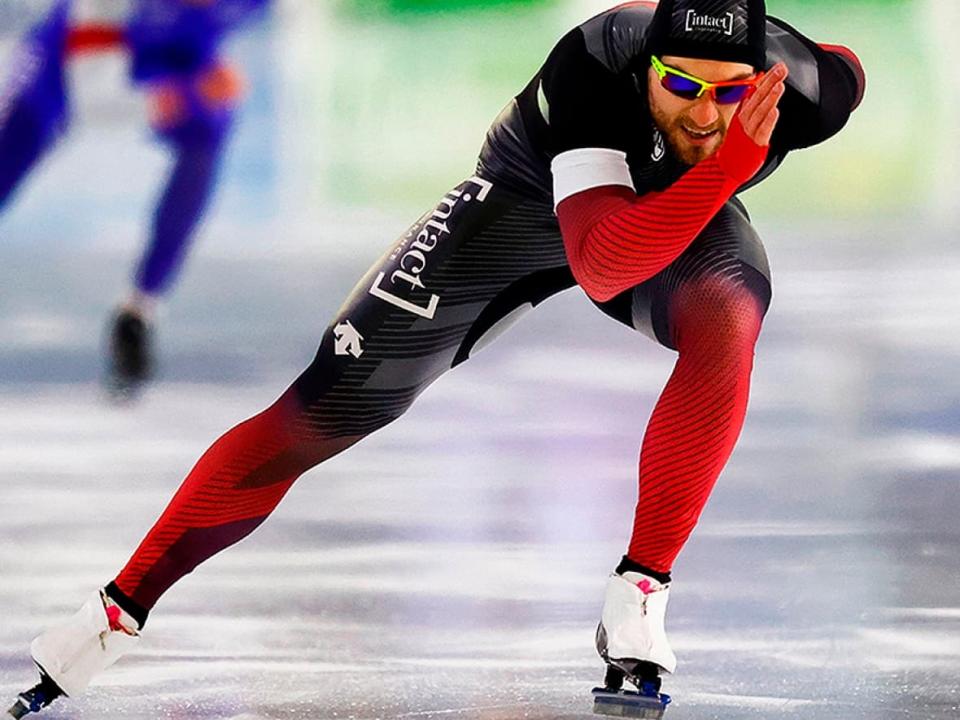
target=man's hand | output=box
[738,62,789,147]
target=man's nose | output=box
[687,95,720,127]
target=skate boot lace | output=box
[99,597,139,650]
[634,578,658,616]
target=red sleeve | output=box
[67,25,127,56]
[555,117,767,302]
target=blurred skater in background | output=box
[0,0,269,395]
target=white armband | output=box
[551,147,635,210]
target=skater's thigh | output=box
[593,198,772,350]
[292,175,575,428]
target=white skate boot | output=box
[7,589,140,718]
[592,572,675,718]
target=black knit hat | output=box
[646,0,767,70]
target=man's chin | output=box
[664,128,724,165]
[674,139,721,165]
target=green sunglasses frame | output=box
[650,55,762,104]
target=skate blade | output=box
[7,672,65,718]
[6,700,30,720]
[6,697,33,719]
[592,687,670,719]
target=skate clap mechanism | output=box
[592,572,675,718]
[7,589,140,718]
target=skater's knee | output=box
[212,390,346,480]
[292,381,416,445]
[290,352,420,447]
[669,271,769,354]
[148,70,238,146]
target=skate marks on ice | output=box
[2,522,958,720]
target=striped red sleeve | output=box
[554,117,768,302]
[67,25,127,56]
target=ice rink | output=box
[1,1,959,718]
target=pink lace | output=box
[637,579,655,595]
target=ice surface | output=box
[2,231,958,719]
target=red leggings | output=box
[112,186,770,618]
[627,272,765,572]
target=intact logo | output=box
[368,176,494,320]
[685,10,735,37]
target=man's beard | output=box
[651,105,729,166]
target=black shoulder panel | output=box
[579,2,657,73]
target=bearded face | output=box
[647,56,756,165]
